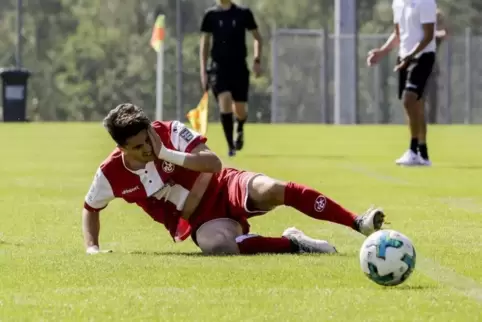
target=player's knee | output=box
[199,233,239,255]
[210,239,240,255]
[233,102,247,119]
[250,175,285,206]
[217,92,233,113]
[266,180,286,205]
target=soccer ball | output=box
[359,229,416,286]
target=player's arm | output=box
[367,24,399,66]
[82,168,115,254]
[149,122,222,173]
[199,12,212,79]
[379,25,400,56]
[435,10,448,39]
[82,208,100,250]
[179,143,222,173]
[200,33,211,75]
[245,9,262,62]
[404,0,436,60]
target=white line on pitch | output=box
[341,161,482,303]
[223,157,482,303]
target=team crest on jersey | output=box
[162,161,175,173]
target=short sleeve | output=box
[200,11,213,33]
[245,9,258,30]
[392,1,401,24]
[419,0,436,24]
[393,11,399,24]
[169,121,207,153]
[84,168,115,212]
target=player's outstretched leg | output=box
[195,218,336,255]
[281,227,337,254]
[247,175,385,236]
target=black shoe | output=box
[235,131,244,151]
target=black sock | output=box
[236,118,246,133]
[220,113,234,149]
[289,239,301,253]
[419,143,429,160]
[410,138,418,153]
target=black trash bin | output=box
[0,68,31,122]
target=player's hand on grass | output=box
[86,245,112,255]
[147,125,163,157]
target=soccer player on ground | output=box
[82,104,385,255]
[199,0,262,157]
[426,8,449,124]
[367,0,437,166]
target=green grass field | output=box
[1,123,482,321]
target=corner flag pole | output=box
[156,41,164,121]
[151,14,166,121]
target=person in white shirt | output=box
[367,0,437,166]
[426,9,449,124]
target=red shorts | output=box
[187,167,266,245]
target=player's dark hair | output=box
[103,103,151,146]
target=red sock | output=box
[284,182,357,229]
[236,234,295,254]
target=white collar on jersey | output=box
[121,153,150,175]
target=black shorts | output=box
[207,61,250,102]
[398,52,435,100]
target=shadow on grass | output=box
[128,251,204,257]
[127,251,350,257]
[440,164,482,170]
[0,239,24,247]
[386,284,437,291]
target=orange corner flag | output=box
[150,15,165,52]
[186,92,209,136]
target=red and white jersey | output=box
[83,120,207,232]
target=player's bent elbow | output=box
[189,153,222,173]
[206,155,223,173]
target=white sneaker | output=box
[418,155,432,166]
[282,227,337,254]
[395,149,421,166]
[355,207,385,236]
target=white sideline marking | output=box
[437,197,481,214]
[341,162,412,185]
[340,162,482,303]
[418,257,482,302]
[224,158,482,303]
